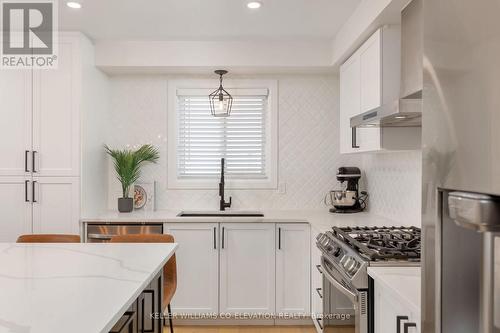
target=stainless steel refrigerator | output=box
[423,1,500,332]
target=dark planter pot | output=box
[118,197,134,213]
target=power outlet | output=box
[278,183,286,194]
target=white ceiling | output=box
[59,0,361,41]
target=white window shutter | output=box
[177,94,267,179]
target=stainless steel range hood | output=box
[351,0,422,128]
[350,91,422,128]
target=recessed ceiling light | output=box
[394,115,407,119]
[247,1,262,9]
[66,1,82,9]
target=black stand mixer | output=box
[326,167,368,213]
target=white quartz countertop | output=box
[368,266,421,314]
[81,209,410,234]
[0,243,177,333]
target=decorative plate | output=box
[133,185,147,209]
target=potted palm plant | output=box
[105,144,159,212]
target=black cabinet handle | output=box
[25,150,30,172]
[213,227,217,249]
[315,288,323,299]
[142,289,155,333]
[315,318,323,330]
[109,311,135,333]
[221,227,225,249]
[32,151,37,173]
[25,180,30,202]
[316,264,323,274]
[351,127,360,148]
[278,227,281,250]
[32,181,37,203]
[397,316,409,333]
[404,322,417,333]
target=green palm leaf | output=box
[104,144,159,198]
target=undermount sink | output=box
[177,211,264,217]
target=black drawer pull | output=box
[25,180,30,202]
[25,150,30,172]
[397,316,409,333]
[278,227,281,250]
[32,151,37,173]
[315,287,323,299]
[404,322,417,333]
[32,181,37,203]
[351,127,360,148]
[142,289,156,332]
[315,318,323,330]
[110,311,135,333]
[213,227,217,249]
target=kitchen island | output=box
[0,242,177,333]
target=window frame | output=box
[167,79,278,190]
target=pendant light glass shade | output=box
[209,70,233,117]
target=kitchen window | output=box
[167,80,278,189]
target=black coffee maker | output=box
[326,167,368,213]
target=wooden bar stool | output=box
[16,234,81,243]
[110,234,177,333]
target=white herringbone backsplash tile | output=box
[106,74,421,225]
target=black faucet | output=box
[219,158,232,211]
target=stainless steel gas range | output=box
[316,226,421,333]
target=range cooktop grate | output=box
[331,226,421,261]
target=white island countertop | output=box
[367,266,421,314]
[0,243,177,333]
[81,209,412,233]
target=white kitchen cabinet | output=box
[165,223,219,314]
[0,177,32,242]
[276,223,310,315]
[0,33,108,241]
[374,280,420,333]
[32,177,80,234]
[32,39,80,177]
[340,26,419,153]
[220,223,275,314]
[0,70,31,177]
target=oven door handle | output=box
[321,257,358,303]
[87,233,115,241]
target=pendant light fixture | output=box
[209,70,233,117]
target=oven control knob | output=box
[330,244,342,257]
[341,256,358,274]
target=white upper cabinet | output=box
[340,26,420,153]
[32,38,80,177]
[276,223,311,315]
[166,223,219,315]
[0,70,32,176]
[220,223,276,315]
[359,29,382,113]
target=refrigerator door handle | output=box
[448,191,500,232]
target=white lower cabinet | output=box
[166,222,311,320]
[166,223,219,314]
[220,223,276,315]
[276,223,310,315]
[32,177,80,234]
[0,177,32,242]
[374,280,420,333]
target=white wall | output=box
[106,74,362,210]
[362,151,422,226]
[105,74,421,225]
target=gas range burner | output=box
[332,226,421,261]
